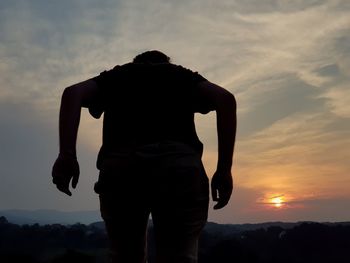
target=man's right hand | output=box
[211,169,233,210]
[52,154,80,196]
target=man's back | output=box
[90,62,213,163]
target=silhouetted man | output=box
[52,50,236,263]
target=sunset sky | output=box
[0,0,349,223]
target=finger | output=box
[56,185,72,196]
[52,174,70,185]
[211,184,218,201]
[213,189,232,210]
[71,174,79,189]
[213,199,229,210]
[221,188,233,200]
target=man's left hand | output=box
[211,169,233,210]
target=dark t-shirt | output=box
[90,62,213,168]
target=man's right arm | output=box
[52,79,99,196]
[197,80,237,209]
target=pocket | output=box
[159,156,209,203]
[94,155,133,194]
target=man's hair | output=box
[133,50,171,64]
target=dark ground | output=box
[0,216,349,263]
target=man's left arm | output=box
[196,80,237,209]
[52,79,99,196]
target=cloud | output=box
[0,0,349,223]
[316,64,340,77]
[237,73,326,136]
[321,86,350,118]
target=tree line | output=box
[0,216,349,263]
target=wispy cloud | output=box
[321,85,350,118]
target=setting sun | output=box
[271,196,284,208]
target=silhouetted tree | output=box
[1,218,350,263]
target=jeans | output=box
[95,141,209,263]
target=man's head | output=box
[133,50,171,64]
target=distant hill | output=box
[0,209,300,229]
[0,209,101,225]
[203,221,298,235]
[1,209,349,230]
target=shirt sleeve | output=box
[89,66,120,118]
[175,65,215,114]
[92,66,119,89]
